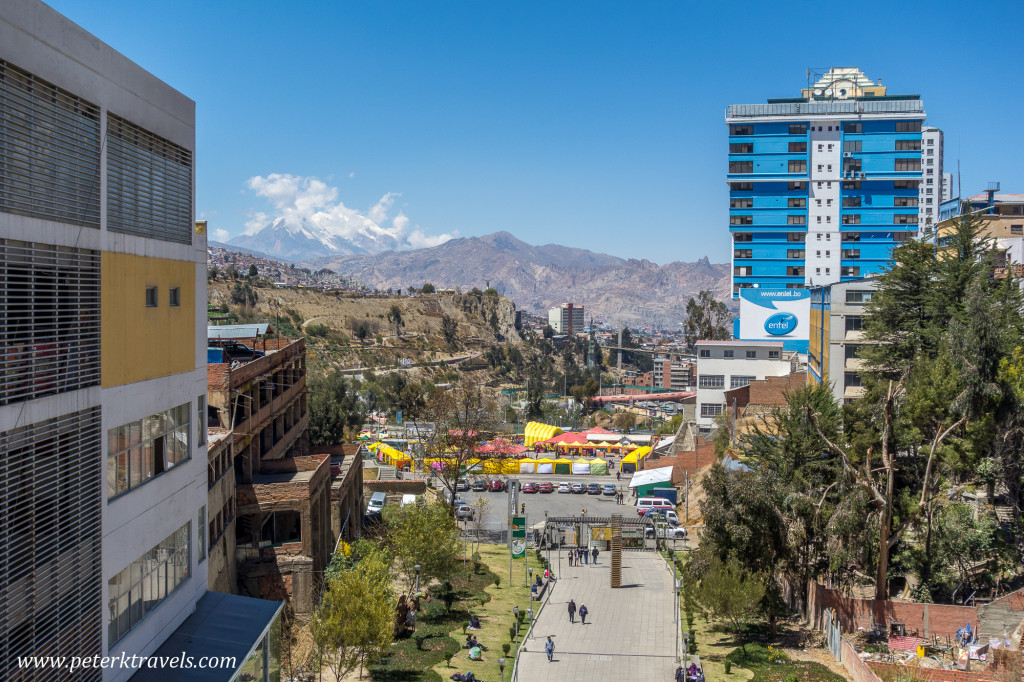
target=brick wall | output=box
[747,371,807,405]
[364,480,428,494]
[648,437,716,478]
[841,637,885,682]
[991,588,1024,611]
[869,649,1020,682]
[806,580,978,638]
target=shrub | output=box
[502,643,511,657]
[444,650,456,668]
[494,575,501,588]
[509,626,516,642]
[724,660,732,674]
[462,621,469,634]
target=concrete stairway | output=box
[377,465,399,481]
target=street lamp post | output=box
[414,564,421,595]
[513,606,519,645]
[499,657,507,682]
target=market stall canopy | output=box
[553,458,572,474]
[519,458,538,473]
[571,459,591,475]
[476,439,527,456]
[628,466,674,489]
[537,458,556,474]
[589,457,609,476]
[524,422,563,447]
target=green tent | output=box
[589,457,609,476]
[554,458,572,475]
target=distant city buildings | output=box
[727,67,927,297]
[937,186,1024,280]
[548,303,585,335]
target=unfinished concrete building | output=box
[207,332,332,614]
[207,428,237,595]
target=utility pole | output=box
[617,322,623,371]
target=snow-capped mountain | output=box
[229,216,403,260]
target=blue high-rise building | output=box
[727,68,925,298]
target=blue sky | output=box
[48,0,1024,263]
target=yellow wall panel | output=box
[102,253,196,387]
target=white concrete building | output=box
[0,2,280,680]
[919,126,945,231]
[694,340,794,432]
[942,172,953,203]
[548,302,585,335]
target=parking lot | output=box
[451,473,644,531]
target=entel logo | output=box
[764,312,798,336]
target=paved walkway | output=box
[516,549,680,681]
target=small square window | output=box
[746,350,757,359]
[169,287,181,307]
[769,350,780,359]
[723,350,734,358]
[699,349,710,358]
[146,287,158,307]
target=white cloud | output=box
[348,171,356,178]
[393,212,410,232]
[212,228,231,242]
[242,173,455,252]
[407,228,455,250]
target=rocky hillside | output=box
[209,281,521,369]
[309,232,732,326]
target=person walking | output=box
[592,547,599,564]
[545,636,555,662]
[579,604,589,625]
[582,548,588,565]
[568,599,576,624]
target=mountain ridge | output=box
[299,231,732,326]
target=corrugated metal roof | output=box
[696,339,783,347]
[207,323,269,339]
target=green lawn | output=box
[431,543,545,682]
[365,542,543,682]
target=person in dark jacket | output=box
[567,599,576,623]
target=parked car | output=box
[488,479,507,492]
[557,482,572,494]
[636,497,675,516]
[571,482,586,494]
[522,482,539,494]
[455,505,475,521]
[602,483,617,496]
[645,525,687,539]
[538,482,554,493]
[455,480,470,492]
[645,509,681,526]
[586,483,602,495]
[471,480,488,492]
[366,491,387,515]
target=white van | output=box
[636,497,675,516]
[366,492,387,515]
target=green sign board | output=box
[511,515,526,559]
